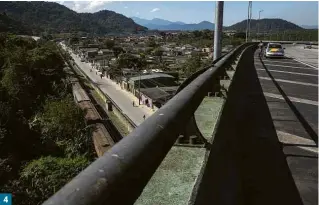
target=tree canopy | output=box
[0,33,94,204]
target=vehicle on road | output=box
[264,43,285,58]
[304,42,312,49]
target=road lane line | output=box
[264,92,318,106]
[259,77,318,87]
[276,131,318,154]
[256,69,318,77]
[256,63,318,70]
[254,58,307,65]
[284,54,319,69]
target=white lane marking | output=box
[292,58,318,70]
[256,69,318,77]
[257,63,318,70]
[276,131,318,154]
[264,92,318,106]
[254,58,306,65]
[259,77,318,87]
[284,54,319,69]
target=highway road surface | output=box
[283,44,318,68]
[254,51,318,205]
[60,43,153,127]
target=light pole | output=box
[213,1,224,60]
[257,9,263,39]
[245,1,252,42]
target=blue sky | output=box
[57,1,318,26]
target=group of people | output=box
[89,69,103,79]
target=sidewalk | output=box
[62,44,155,126]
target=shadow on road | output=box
[192,46,303,205]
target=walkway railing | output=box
[43,42,256,205]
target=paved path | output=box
[254,52,318,205]
[60,43,154,127]
[284,44,318,68]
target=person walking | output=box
[258,41,264,57]
[143,115,146,120]
[132,101,135,107]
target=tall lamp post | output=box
[257,9,263,40]
[245,1,252,42]
[213,1,224,60]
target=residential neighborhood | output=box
[66,31,227,110]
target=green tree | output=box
[183,55,202,77]
[103,39,115,49]
[3,156,90,205]
[36,96,92,157]
[153,48,164,63]
[112,46,124,58]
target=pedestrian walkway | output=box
[62,44,155,126]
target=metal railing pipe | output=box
[42,43,254,205]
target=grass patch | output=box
[91,89,130,136]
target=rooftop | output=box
[129,73,175,82]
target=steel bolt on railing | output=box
[42,42,256,205]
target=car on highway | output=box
[304,42,312,49]
[264,43,285,58]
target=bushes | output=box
[2,156,90,205]
[0,34,94,204]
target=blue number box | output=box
[0,193,12,205]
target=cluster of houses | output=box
[69,34,221,109]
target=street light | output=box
[257,9,264,39]
[245,1,252,42]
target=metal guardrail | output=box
[43,42,256,205]
[252,39,318,45]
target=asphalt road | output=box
[254,51,318,205]
[284,44,318,67]
[60,43,152,127]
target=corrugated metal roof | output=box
[129,73,174,83]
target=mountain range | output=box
[0,1,146,35]
[0,1,317,36]
[132,17,317,32]
[132,17,215,31]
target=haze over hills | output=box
[132,17,314,32]
[301,25,318,29]
[0,1,146,35]
[132,17,214,31]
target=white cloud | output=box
[124,6,128,9]
[66,1,112,13]
[150,8,160,13]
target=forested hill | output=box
[0,13,32,35]
[226,18,304,32]
[0,1,147,35]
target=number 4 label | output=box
[0,194,11,205]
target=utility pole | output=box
[213,1,224,60]
[245,1,252,42]
[138,69,141,105]
[257,9,263,40]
